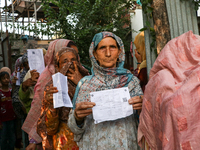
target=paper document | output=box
[16,72,20,85]
[90,87,134,124]
[27,49,45,74]
[52,72,73,108]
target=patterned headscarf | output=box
[10,57,23,81]
[22,53,28,64]
[37,47,88,149]
[15,57,23,71]
[73,31,143,108]
[22,39,76,142]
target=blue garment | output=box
[137,0,142,5]
[0,120,16,150]
[69,31,143,150]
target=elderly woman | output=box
[68,31,143,149]
[22,39,84,150]
[37,47,88,149]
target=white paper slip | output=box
[90,87,133,124]
[16,72,20,85]
[27,49,45,74]
[52,72,73,108]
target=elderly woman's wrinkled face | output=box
[93,37,121,68]
[56,51,77,73]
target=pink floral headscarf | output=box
[22,39,72,142]
[138,31,200,150]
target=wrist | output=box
[74,111,84,125]
[137,62,141,64]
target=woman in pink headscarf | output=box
[138,31,200,150]
[22,39,82,150]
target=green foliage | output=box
[29,0,134,66]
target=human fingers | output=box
[132,102,142,109]
[66,72,73,77]
[128,95,143,105]
[46,87,58,95]
[76,109,93,115]
[133,106,142,110]
[76,112,92,118]
[76,102,96,107]
[77,104,95,110]
[76,102,96,110]
[73,61,78,72]
[30,69,37,75]
[68,68,75,74]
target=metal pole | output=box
[34,2,37,36]
[18,21,19,37]
[12,0,15,38]
[0,6,2,36]
[5,0,7,31]
[22,16,24,35]
[28,10,30,36]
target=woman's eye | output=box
[100,47,106,51]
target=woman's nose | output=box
[105,48,111,57]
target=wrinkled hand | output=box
[45,87,58,115]
[128,95,143,110]
[66,61,83,85]
[26,143,36,150]
[75,102,96,121]
[22,78,36,92]
[134,49,142,63]
[30,70,39,83]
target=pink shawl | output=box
[138,31,200,150]
[22,39,71,142]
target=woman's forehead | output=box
[98,37,117,45]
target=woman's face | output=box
[93,37,121,68]
[56,51,77,74]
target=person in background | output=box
[12,53,30,148]
[19,48,47,114]
[37,47,88,149]
[23,39,83,150]
[10,56,23,81]
[68,31,143,149]
[134,31,147,92]
[0,70,16,150]
[11,56,26,119]
[0,67,12,88]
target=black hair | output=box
[94,37,120,51]
[67,41,77,48]
[0,71,9,81]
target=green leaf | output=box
[139,27,147,31]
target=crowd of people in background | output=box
[0,30,200,150]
